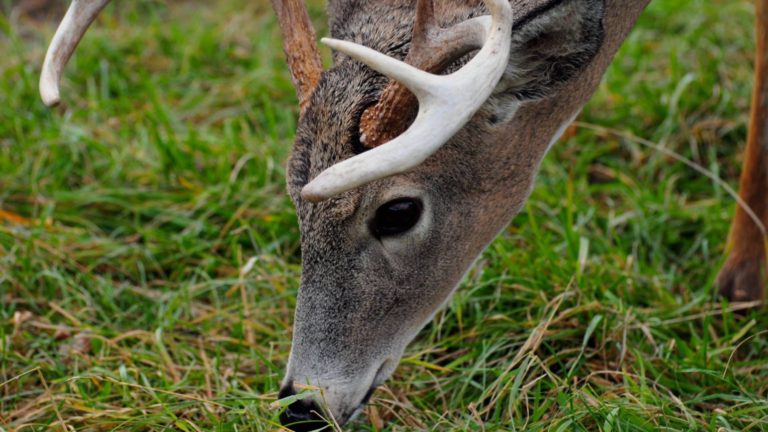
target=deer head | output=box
[280,0,613,427]
[40,0,650,429]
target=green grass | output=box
[1,0,767,430]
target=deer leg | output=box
[716,0,768,303]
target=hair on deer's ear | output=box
[500,0,606,101]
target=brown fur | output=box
[717,0,768,303]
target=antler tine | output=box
[321,38,437,97]
[40,0,112,106]
[302,0,512,202]
[270,0,323,113]
[359,0,490,148]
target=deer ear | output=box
[499,0,606,100]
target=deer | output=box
[38,0,768,430]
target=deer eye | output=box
[371,198,423,238]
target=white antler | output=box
[40,0,112,106]
[300,0,513,202]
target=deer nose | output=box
[278,383,327,431]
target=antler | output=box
[359,0,490,147]
[301,0,513,202]
[270,0,323,113]
[40,0,112,106]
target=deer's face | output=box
[282,64,544,425]
[278,0,608,426]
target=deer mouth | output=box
[343,359,392,423]
[344,385,378,423]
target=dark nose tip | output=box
[278,383,328,431]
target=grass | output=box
[0,0,766,430]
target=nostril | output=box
[278,382,328,431]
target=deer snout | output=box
[278,382,327,431]
[278,377,376,429]
[279,358,396,428]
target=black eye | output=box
[370,198,423,238]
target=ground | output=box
[0,0,767,430]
